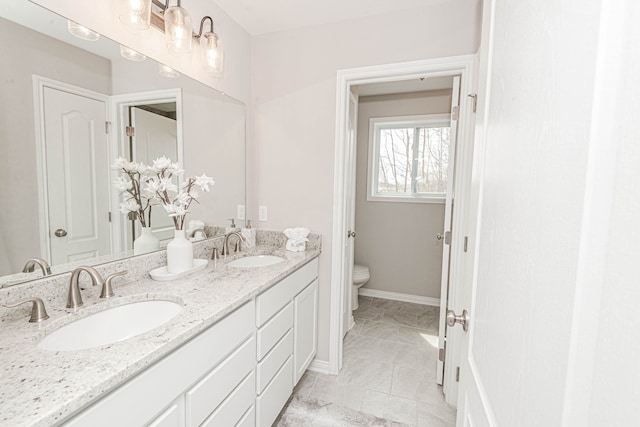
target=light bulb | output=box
[201,32,224,75]
[158,64,180,78]
[164,5,193,54]
[120,45,146,61]
[67,20,100,41]
[118,0,151,30]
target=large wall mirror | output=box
[0,2,246,287]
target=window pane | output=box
[377,128,414,194]
[415,127,449,193]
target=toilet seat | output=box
[353,264,370,281]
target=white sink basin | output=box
[227,255,285,268]
[38,300,182,351]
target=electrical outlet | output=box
[258,205,268,222]
[237,205,245,220]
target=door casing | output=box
[330,56,478,407]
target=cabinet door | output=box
[147,398,184,427]
[293,279,318,384]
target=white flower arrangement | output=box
[112,157,154,227]
[113,156,215,231]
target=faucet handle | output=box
[211,247,220,260]
[4,297,49,323]
[101,271,127,299]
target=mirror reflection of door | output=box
[43,86,111,264]
[127,103,178,247]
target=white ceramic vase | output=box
[133,226,160,255]
[166,229,194,273]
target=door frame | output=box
[109,89,183,252]
[329,55,478,395]
[32,75,111,263]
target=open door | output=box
[342,91,359,339]
[437,75,462,388]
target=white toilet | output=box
[352,264,370,310]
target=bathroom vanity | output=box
[0,240,319,427]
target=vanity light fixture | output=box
[120,45,147,61]
[67,20,100,41]
[196,17,224,75]
[158,64,180,78]
[163,0,193,54]
[118,0,152,30]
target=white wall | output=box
[252,0,482,362]
[355,91,451,299]
[0,17,111,276]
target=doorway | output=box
[330,55,477,406]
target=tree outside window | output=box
[368,115,452,203]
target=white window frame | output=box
[367,114,451,204]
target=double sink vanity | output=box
[0,232,320,427]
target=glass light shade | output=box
[158,64,180,78]
[118,0,151,30]
[67,20,100,41]
[201,32,224,75]
[120,45,146,61]
[164,6,193,54]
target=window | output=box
[367,114,452,203]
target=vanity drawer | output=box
[257,301,293,360]
[201,372,255,427]
[256,356,293,427]
[256,258,318,326]
[186,336,255,427]
[257,329,293,394]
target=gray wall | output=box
[0,18,111,276]
[354,90,451,299]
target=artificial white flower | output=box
[114,176,133,192]
[119,198,140,214]
[168,162,184,176]
[194,174,215,192]
[158,177,178,193]
[151,156,172,172]
[112,156,130,170]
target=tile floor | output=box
[276,296,456,426]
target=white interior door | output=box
[342,91,359,339]
[129,107,177,247]
[43,87,110,264]
[437,75,461,387]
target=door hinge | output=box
[464,236,468,252]
[451,105,459,121]
[468,94,478,113]
[105,121,111,134]
[439,347,445,362]
[125,126,135,137]
[108,211,112,222]
[456,367,461,382]
[444,231,451,245]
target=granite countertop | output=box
[0,246,320,427]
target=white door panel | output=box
[44,87,110,265]
[343,91,358,340]
[437,75,461,388]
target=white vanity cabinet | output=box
[255,258,319,426]
[63,301,256,427]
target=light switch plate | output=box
[258,205,268,222]
[237,205,245,220]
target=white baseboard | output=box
[358,288,440,307]
[307,358,331,375]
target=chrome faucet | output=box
[22,258,52,276]
[222,231,244,256]
[67,267,105,309]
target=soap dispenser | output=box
[225,219,239,234]
[241,219,256,248]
